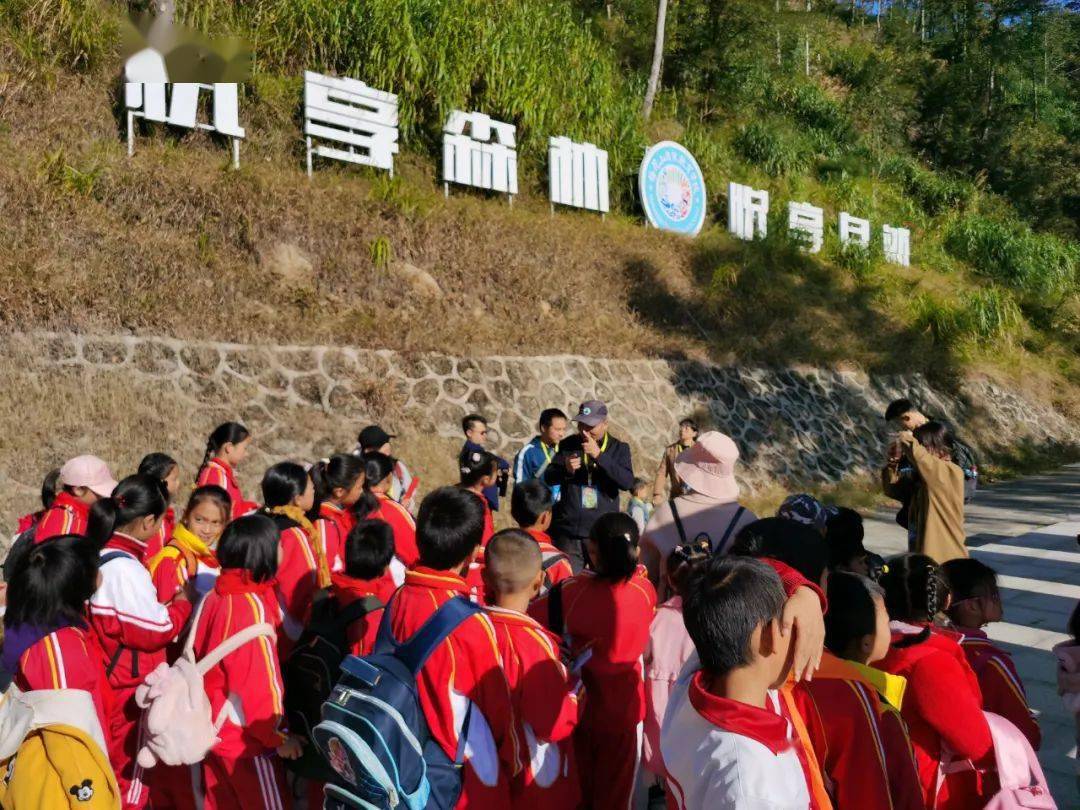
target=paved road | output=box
[865,463,1080,804]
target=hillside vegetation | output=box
[0,0,1078,413]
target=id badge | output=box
[581,486,599,510]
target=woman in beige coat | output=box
[882,421,968,563]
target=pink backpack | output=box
[937,711,1056,809]
[133,598,275,768]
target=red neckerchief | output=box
[688,671,793,755]
[52,491,90,524]
[331,570,395,604]
[215,568,276,597]
[404,566,470,596]
[104,532,149,563]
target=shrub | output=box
[881,156,971,216]
[734,121,808,176]
[1,0,116,71]
[912,288,1023,344]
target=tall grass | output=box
[734,120,809,176]
[912,288,1023,344]
[1,0,116,71]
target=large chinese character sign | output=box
[304,71,399,177]
[638,142,707,236]
[549,137,609,215]
[443,110,518,202]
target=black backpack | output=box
[283,589,382,780]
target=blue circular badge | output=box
[638,141,707,236]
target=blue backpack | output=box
[313,595,482,810]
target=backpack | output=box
[936,711,1056,810]
[312,595,482,810]
[669,499,745,555]
[0,685,120,809]
[282,590,383,780]
[132,594,276,769]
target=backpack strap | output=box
[668,499,688,546]
[337,595,383,629]
[541,552,569,572]
[716,506,746,554]
[196,622,277,677]
[395,597,482,677]
[547,580,566,638]
[99,552,136,678]
[99,551,129,566]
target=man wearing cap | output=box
[544,400,635,573]
[640,432,758,602]
[34,455,118,544]
[357,425,419,513]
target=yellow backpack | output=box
[0,686,120,810]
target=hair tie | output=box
[114,494,127,508]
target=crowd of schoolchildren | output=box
[0,414,1075,810]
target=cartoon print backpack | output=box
[937,711,1056,809]
[0,685,120,809]
[313,595,482,810]
[132,596,275,768]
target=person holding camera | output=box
[459,413,510,511]
[543,400,634,573]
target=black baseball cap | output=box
[358,425,395,450]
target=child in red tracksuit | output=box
[386,486,519,807]
[944,557,1042,750]
[807,570,926,810]
[35,454,118,542]
[311,453,366,574]
[878,553,994,809]
[511,480,572,594]
[359,452,420,580]
[3,535,113,739]
[190,514,304,809]
[483,530,582,809]
[332,520,398,656]
[530,512,657,810]
[261,461,326,646]
[195,422,258,519]
[87,474,192,810]
[459,450,500,599]
[138,452,181,560]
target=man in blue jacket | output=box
[513,407,568,500]
[544,400,635,572]
[459,413,510,511]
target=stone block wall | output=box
[1,331,1077,537]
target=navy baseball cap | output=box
[574,400,608,427]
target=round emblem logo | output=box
[638,141,707,236]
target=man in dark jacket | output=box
[545,400,635,572]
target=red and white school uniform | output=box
[791,652,902,810]
[316,501,355,574]
[147,523,221,605]
[144,506,176,564]
[487,606,582,809]
[529,567,656,810]
[388,567,519,808]
[957,626,1042,750]
[330,571,395,657]
[878,622,995,809]
[371,492,419,570]
[662,671,810,809]
[523,528,572,593]
[34,491,90,543]
[273,517,321,643]
[197,459,257,519]
[89,533,192,810]
[14,624,113,740]
[190,569,290,810]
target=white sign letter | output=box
[443,110,518,201]
[883,225,911,266]
[788,201,824,253]
[838,212,871,248]
[728,182,769,240]
[549,136,609,214]
[304,71,399,176]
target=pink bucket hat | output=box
[673,431,740,502]
[59,455,118,498]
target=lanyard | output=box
[540,440,557,465]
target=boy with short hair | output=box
[824,507,871,576]
[661,555,809,809]
[331,519,398,657]
[386,486,520,807]
[944,558,1041,750]
[483,530,582,808]
[510,480,572,593]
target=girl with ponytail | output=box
[138,451,180,559]
[531,511,657,809]
[87,474,193,810]
[310,453,366,574]
[195,422,258,519]
[877,553,993,808]
[260,461,323,645]
[360,452,419,581]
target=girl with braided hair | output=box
[877,553,995,809]
[195,422,259,519]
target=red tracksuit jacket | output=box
[316,501,355,574]
[330,571,396,657]
[793,652,923,810]
[878,623,994,809]
[197,459,257,519]
[388,567,519,808]
[88,533,192,690]
[274,518,321,642]
[487,606,582,810]
[371,494,419,568]
[529,567,657,732]
[190,569,288,759]
[523,529,573,593]
[957,626,1042,750]
[34,491,90,543]
[15,625,114,739]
